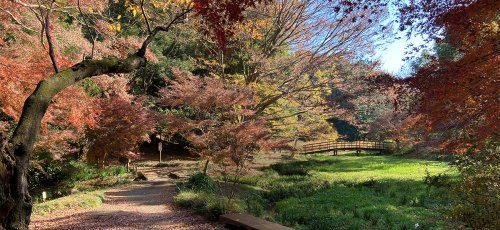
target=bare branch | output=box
[13,0,76,10]
[137,7,193,56]
[0,8,35,32]
[44,0,59,73]
[140,0,152,34]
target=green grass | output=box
[174,190,246,220]
[33,191,105,216]
[272,154,455,183]
[176,153,458,229]
[266,154,457,229]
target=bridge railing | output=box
[301,140,395,154]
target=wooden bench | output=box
[220,213,293,230]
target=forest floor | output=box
[30,162,223,230]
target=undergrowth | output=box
[175,154,458,229]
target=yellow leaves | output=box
[226,74,246,85]
[482,20,499,35]
[151,0,194,9]
[250,82,278,97]
[107,23,122,32]
[235,18,273,41]
[124,0,140,18]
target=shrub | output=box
[28,149,67,193]
[423,171,452,187]
[174,190,245,220]
[271,162,309,176]
[68,161,99,182]
[450,141,500,228]
[98,165,127,179]
[29,156,133,201]
[184,172,216,192]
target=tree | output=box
[86,98,156,168]
[157,69,276,176]
[400,0,499,151]
[163,0,391,142]
[0,0,264,228]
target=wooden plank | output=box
[220,213,293,230]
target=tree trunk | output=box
[203,159,209,175]
[0,54,146,229]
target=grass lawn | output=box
[176,152,459,229]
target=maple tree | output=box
[395,1,499,226]
[86,97,156,168]
[155,0,391,144]
[157,69,276,176]
[0,0,264,228]
[232,0,389,115]
[398,0,499,151]
[327,61,418,143]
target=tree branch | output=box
[137,7,192,56]
[10,54,147,159]
[0,8,35,32]
[140,0,152,34]
[44,0,59,73]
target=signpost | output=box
[158,142,163,163]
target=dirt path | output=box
[31,166,222,230]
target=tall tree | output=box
[0,0,264,228]
[400,0,499,151]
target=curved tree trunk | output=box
[0,54,147,229]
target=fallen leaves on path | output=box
[31,167,222,230]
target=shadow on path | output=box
[31,168,221,230]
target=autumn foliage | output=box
[158,69,276,173]
[86,98,155,167]
[403,0,499,151]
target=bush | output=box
[450,141,500,228]
[98,165,127,179]
[271,163,309,176]
[174,190,245,220]
[29,149,68,193]
[68,161,99,181]
[423,171,452,187]
[29,154,132,201]
[183,172,216,192]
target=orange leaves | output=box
[158,69,273,166]
[407,0,500,151]
[86,98,156,162]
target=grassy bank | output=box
[175,153,458,229]
[33,190,105,216]
[30,163,135,216]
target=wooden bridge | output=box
[300,140,396,155]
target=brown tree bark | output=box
[0,54,146,229]
[0,5,191,227]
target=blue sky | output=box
[374,32,430,77]
[372,2,432,77]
